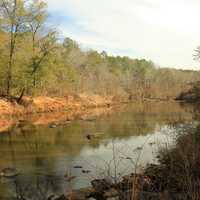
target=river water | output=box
[0,102,195,199]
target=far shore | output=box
[0,94,180,133]
[0,94,178,117]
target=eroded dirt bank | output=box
[0,98,193,134]
[0,94,122,132]
[0,94,115,116]
[0,93,178,118]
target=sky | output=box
[45,0,200,70]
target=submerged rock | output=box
[74,165,83,169]
[86,134,94,140]
[49,124,57,128]
[82,170,91,174]
[85,132,104,140]
[91,179,113,192]
[47,194,68,200]
[0,167,19,178]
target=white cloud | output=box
[46,0,200,69]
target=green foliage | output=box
[0,0,199,98]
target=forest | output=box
[0,0,199,101]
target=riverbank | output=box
[0,94,115,133]
[0,94,115,117]
[0,99,192,134]
[0,94,150,121]
[175,81,200,103]
[0,93,179,117]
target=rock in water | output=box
[49,124,57,128]
[1,168,19,178]
[82,170,91,174]
[73,165,83,169]
[47,194,67,200]
[91,179,113,192]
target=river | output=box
[0,101,195,199]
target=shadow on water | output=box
[0,101,197,199]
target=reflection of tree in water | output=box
[0,103,195,165]
[0,102,195,154]
[185,102,200,121]
[0,102,195,199]
[9,173,65,200]
[0,124,69,200]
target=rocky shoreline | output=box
[50,172,182,200]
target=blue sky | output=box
[46,0,200,70]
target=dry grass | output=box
[144,125,200,200]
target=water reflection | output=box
[0,102,195,199]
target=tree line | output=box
[0,0,199,100]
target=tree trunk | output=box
[17,87,25,104]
